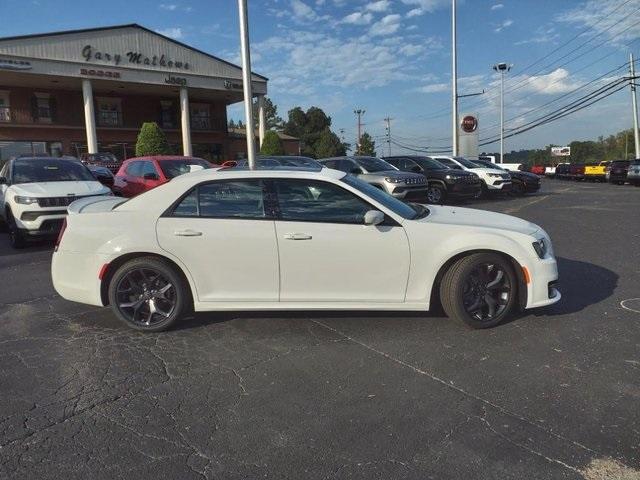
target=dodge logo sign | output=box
[461,115,478,133]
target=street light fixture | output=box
[493,62,512,163]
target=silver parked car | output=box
[320,156,428,201]
[627,160,640,186]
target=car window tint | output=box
[126,161,142,176]
[141,162,157,176]
[173,189,199,216]
[198,180,265,219]
[275,179,370,224]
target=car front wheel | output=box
[440,253,518,329]
[6,210,25,249]
[427,183,446,204]
[108,257,190,332]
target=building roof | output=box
[0,23,267,81]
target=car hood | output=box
[416,205,539,235]
[511,171,540,181]
[364,170,423,179]
[469,167,508,175]
[11,181,110,197]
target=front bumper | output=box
[525,256,561,309]
[391,186,428,200]
[524,181,541,193]
[486,180,512,191]
[15,211,67,236]
[449,181,482,197]
[608,173,628,182]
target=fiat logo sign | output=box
[461,115,478,133]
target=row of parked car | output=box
[0,152,542,248]
[539,160,640,186]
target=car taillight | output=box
[54,217,67,252]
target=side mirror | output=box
[0,177,6,185]
[364,210,385,226]
[350,167,363,174]
[143,172,159,180]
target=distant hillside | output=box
[482,128,637,166]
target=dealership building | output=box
[0,24,296,162]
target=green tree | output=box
[314,128,346,158]
[283,105,344,158]
[135,122,170,157]
[259,130,285,155]
[358,132,376,156]
[252,96,284,130]
[228,119,237,129]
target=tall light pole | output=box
[629,52,640,159]
[493,62,512,163]
[237,0,256,169]
[354,109,365,154]
[451,0,458,156]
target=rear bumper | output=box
[608,173,628,182]
[51,250,107,306]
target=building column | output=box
[81,79,98,154]
[179,87,193,156]
[257,94,266,147]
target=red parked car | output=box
[113,156,214,197]
[529,165,545,175]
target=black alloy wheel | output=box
[440,252,518,329]
[108,257,189,332]
[427,184,446,204]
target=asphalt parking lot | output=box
[1,180,639,480]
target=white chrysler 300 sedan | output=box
[52,167,560,332]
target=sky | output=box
[2,0,640,155]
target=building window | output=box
[160,100,177,129]
[0,91,10,122]
[0,141,62,161]
[190,103,210,130]
[31,93,55,123]
[97,97,122,127]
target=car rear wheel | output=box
[426,183,446,204]
[6,210,25,249]
[108,257,190,332]
[440,253,518,329]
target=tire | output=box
[439,253,518,329]
[511,181,526,196]
[107,256,190,332]
[476,181,489,199]
[426,183,447,204]
[6,210,26,249]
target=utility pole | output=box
[630,52,640,159]
[354,109,365,154]
[384,116,392,156]
[493,62,512,163]
[451,0,458,156]
[237,0,256,169]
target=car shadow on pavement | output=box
[531,256,618,317]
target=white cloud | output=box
[522,68,575,94]
[342,11,374,25]
[417,82,449,93]
[490,3,504,10]
[159,3,178,10]
[406,8,423,18]
[369,13,402,36]
[156,27,184,39]
[365,0,391,12]
[291,0,317,20]
[556,0,640,45]
[494,18,513,33]
[400,0,449,16]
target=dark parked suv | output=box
[606,160,630,184]
[382,155,481,203]
[80,152,122,174]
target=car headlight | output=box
[14,195,39,205]
[445,174,457,180]
[385,177,405,183]
[532,238,548,259]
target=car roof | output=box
[12,156,77,162]
[173,165,344,182]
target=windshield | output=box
[159,158,211,179]
[89,153,118,164]
[355,156,396,173]
[13,159,96,183]
[453,156,485,168]
[413,157,448,170]
[342,174,425,220]
[476,160,506,171]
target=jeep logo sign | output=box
[461,115,478,133]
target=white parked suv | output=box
[52,166,560,332]
[0,157,111,248]
[430,156,512,196]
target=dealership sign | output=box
[551,146,571,157]
[81,45,190,70]
[0,58,32,70]
[460,115,478,133]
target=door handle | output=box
[284,233,312,240]
[174,229,203,237]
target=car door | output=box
[272,178,410,303]
[118,161,142,197]
[156,178,279,302]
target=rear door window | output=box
[171,180,267,219]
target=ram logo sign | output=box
[551,146,571,157]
